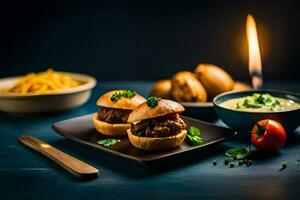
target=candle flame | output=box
[246,14,263,89]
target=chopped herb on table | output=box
[225,147,250,160]
[280,162,288,171]
[97,138,121,147]
[147,96,161,108]
[223,147,253,168]
[186,126,203,146]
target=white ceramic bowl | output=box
[0,73,97,114]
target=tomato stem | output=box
[255,120,269,139]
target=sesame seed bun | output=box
[127,129,187,151]
[96,90,146,110]
[127,99,185,123]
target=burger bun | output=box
[127,129,187,151]
[93,113,130,136]
[128,99,185,123]
[97,90,146,110]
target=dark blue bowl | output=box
[181,102,218,122]
[213,89,300,132]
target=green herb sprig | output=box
[280,162,288,171]
[111,92,122,102]
[225,147,250,160]
[122,90,136,98]
[97,138,121,147]
[110,90,136,102]
[187,126,203,146]
[147,96,161,108]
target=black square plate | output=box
[52,114,236,162]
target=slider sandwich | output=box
[127,97,187,151]
[93,90,146,136]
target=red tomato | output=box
[251,119,286,151]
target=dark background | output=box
[0,0,299,81]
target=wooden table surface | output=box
[1,81,300,200]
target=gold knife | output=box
[18,135,99,179]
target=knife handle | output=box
[18,135,99,179]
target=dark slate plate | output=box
[52,114,236,162]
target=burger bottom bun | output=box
[93,113,130,136]
[127,129,187,151]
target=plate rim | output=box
[181,102,213,107]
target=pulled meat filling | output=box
[131,113,186,137]
[98,107,131,123]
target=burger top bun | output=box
[97,90,146,110]
[128,99,184,123]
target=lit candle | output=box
[246,14,263,89]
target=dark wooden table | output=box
[1,81,300,200]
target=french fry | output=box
[1,69,82,94]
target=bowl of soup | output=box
[213,90,300,132]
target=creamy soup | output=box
[220,93,300,112]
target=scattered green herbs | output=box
[280,162,288,171]
[146,96,161,108]
[235,93,280,110]
[97,138,121,147]
[225,147,250,160]
[111,90,136,102]
[221,144,254,168]
[187,126,203,146]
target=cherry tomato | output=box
[251,119,286,151]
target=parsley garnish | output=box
[238,93,280,110]
[147,96,161,108]
[187,126,203,146]
[111,92,122,102]
[225,147,250,160]
[110,90,136,102]
[122,90,136,98]
[97,138,120,147]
